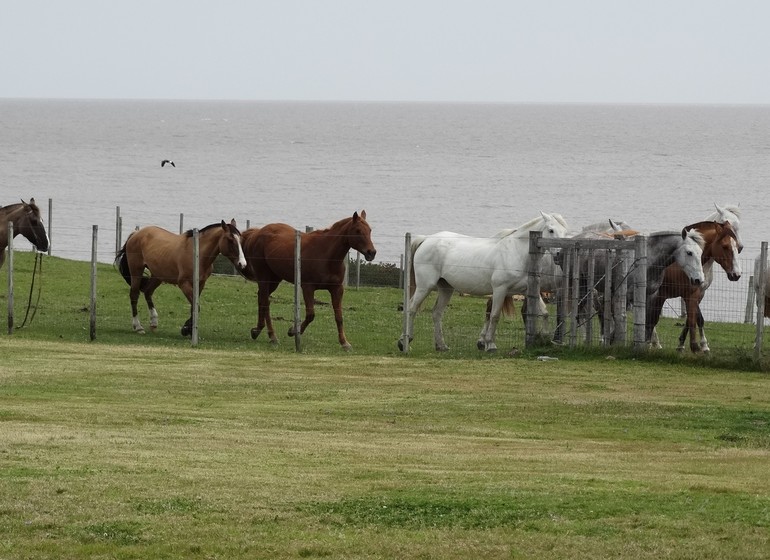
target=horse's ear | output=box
[360,210,367,220]
[352,211,359,221]
[220,220,227,229]
[230,218,237,228]
[681,228,688,240]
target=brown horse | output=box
[240,211,376,350]
[0,198,49,268]
[115,220,246,336]
[647,221,741,353]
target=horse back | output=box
[125,226,189,281]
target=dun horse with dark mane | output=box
[115,220,246,336]
[0,198,49,268]
[239,211,376,350]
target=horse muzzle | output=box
[690,278,703,287]
[363,249,376,262]
[727,272,741,282]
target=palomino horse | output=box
[115,220,247,335]
[239,211,376,350]
[398,212,569,352]
[648,221,741,353]
[0,199,49,268]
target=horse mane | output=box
[183,222,224,238]
[494,213,568,240]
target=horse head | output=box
[19,198,49,253]
[676,228,706,286]
[712,203,743,253]
[349,210,377,262]
[714,222,742,281]
[219,219,247,271]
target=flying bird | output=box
[161,160,175,168]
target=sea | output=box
[2,99,770,267]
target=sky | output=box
[2,0,769,104]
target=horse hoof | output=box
[269,339,279,346]
[150,325,158,332]
[250,328,259,340]
[476,340,485,351]
[287,328,296,338]
[135,328,146,335]
[435,345,450,352]
[180,326,191,337]
[397,339,405,351]
[486,346,498,353]
[342,343,352,352]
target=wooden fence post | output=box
[525,231,544,348]
[632,234,648,350]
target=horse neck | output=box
[0,204,23,249]
[310,222,356,259]
[647,235,680,272]
[196,228,226,266]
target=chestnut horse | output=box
[647,221,741,353]
[240,211,376,350]
[115,220,246,336]
[0,198,49,268]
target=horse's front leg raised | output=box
[328,284,351,351]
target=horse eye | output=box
[687,251,693,256]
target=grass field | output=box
[1,252,769,558]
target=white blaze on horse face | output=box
[235,235,247,269]
[677,233,705,285]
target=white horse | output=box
[707,203,743,252]
[398,212,569,352]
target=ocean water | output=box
[1,99,769,266]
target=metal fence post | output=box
[47,198,53,256]
[755,242,767,361]
[7,223,13,334]
[90,225,98,340]
[401,233,411,353]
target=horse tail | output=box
[501,295,516,318]
[114,243,132,286]
[114,232,149,291]
[407,235,428,298]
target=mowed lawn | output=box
[1,338,768,559]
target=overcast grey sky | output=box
[2,0,768,104]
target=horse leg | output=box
[288,285,316,338]
[397,283,433,351]
[478,298,493,350]
[253,282,279,344]
[685,293,702,354]
[480,289,508,352]
[328,285,351,351]
[645,293,665,348]
[129,278,145,334]
[697,307,710,353]
[178,280,195,337]
[142,277,162,331]
[431,281,454,352]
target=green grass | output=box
[1,339,769,559]
[1,251,769,557]
[1,251,765,368]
